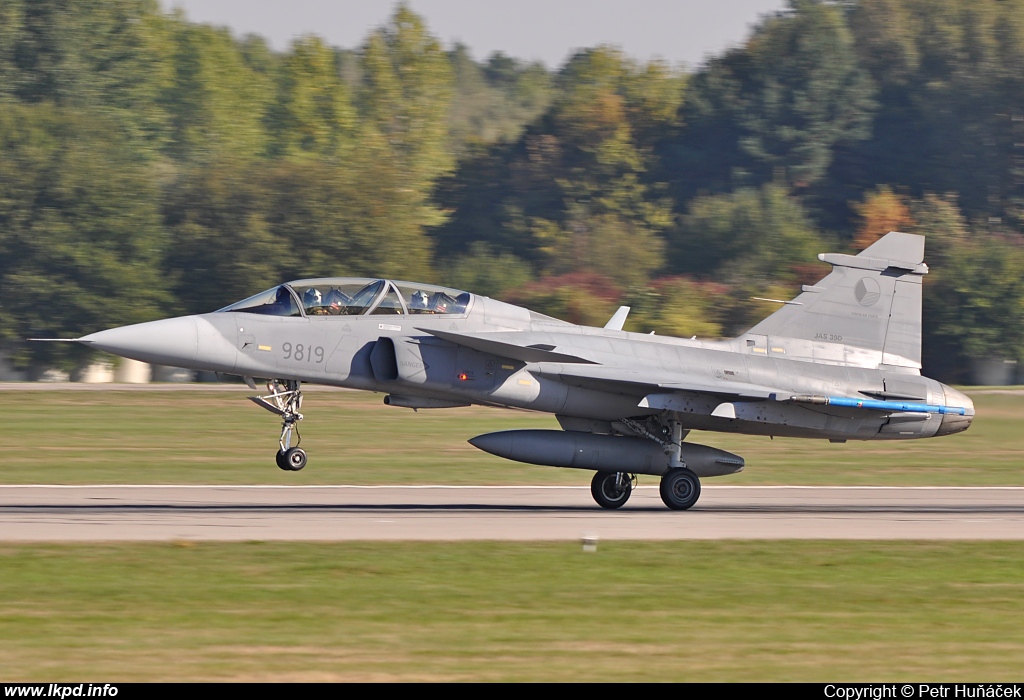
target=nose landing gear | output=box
[275,446,307,471]
[249,379,307,471]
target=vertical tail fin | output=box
[746,232,927,368]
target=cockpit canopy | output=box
[217,278,473,318]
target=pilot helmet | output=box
[411,290,428,308]
[303,288,322,307]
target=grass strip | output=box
[2,540,1023,681]
[4,389,1020,485]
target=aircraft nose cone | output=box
[81,316,199,367]
[937,385,975,436]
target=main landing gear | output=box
[591,471,636,509]
[589,416,703,511]
[249,379,307,471]
[659,467,701,510]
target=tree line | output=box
[1,0,1022,382]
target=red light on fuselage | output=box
[458,373,469,381]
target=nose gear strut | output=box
[248,379,307,471]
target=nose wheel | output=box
[275,447,307,471]
[249,379,308,472]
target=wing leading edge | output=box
[416,328,599,364]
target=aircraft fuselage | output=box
[82,294,972,443]
[73,233,975,510]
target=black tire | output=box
[590,471,632,509]
[275,450,291,471]
[659,468,701,510]
[284,447,307,471]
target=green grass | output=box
[5,393,1022,681]
[4,387,1020,485]
[2,541,1023,681]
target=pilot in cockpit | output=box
[410,290,429,312]
[273,286,296,312]
[303,288,326,315]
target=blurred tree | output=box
[264,36,356,161]
[853,185,915,250]
[162,6,451,314]
[430,140,519,260]
[505,272,621,326]
[838,0,1024,229]
[624,277,725,339]
[0,0,24,103]
[161,157,294,314]
[664,0,876,199]
[358,5,455,230]
[164,147,438,314]
[483,52,554,119]
[847,0,921,87]
[440,242,535,300]
[557,210,666,288]
[263,141,436,282]
[909,192,968,266]
[924,234,1024,381]
[1,0,172,153]
[435,46,682,288]
[160,18,273,162]
[446,45,554,153]
[0,104,168,369]
[237,32,276,76]
[913,192,975,380]
[669,183,826,284]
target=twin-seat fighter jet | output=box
[66,231,973,510]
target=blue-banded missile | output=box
[787,395,973,416]
[468,429,744,477]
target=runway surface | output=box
[3,485,1024,541]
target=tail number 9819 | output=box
[282,343,325,363]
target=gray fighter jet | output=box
[67,231,974,510]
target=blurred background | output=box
[0,0,1022,384]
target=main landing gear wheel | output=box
[659,468,701,510]
[277,447,307,471]
[591,471,634,509]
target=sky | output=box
[161,0,789,69]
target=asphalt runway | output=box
[2,485,1024,541]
